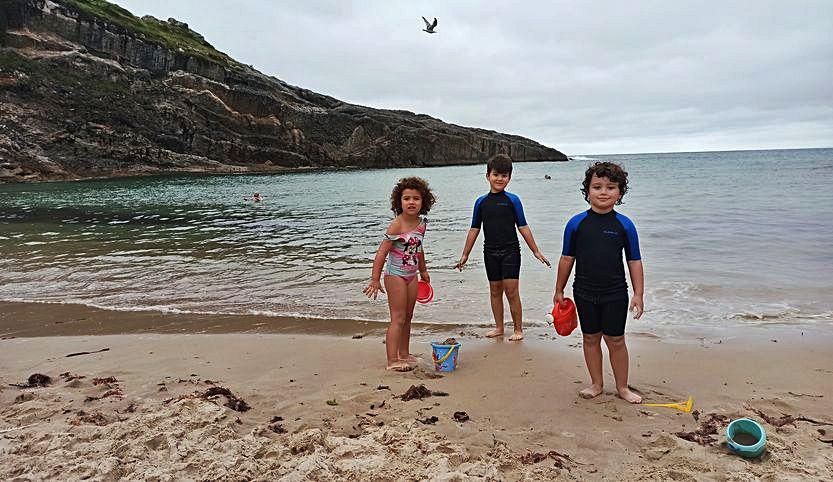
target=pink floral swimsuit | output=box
[384,218,426,283]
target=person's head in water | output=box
[252,192,262,202]
[485,153,513,193]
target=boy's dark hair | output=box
[390,176,436,215]
[581,161,629,205]
[486,153,513,175]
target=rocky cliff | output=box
[0,0,566,182]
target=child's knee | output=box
[503,285,520,299]
[583,332,603,345]
[603,334,626,348]
[489,285,504,297]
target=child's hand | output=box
[454,255,468,271]
[419,270,430,283]
[534,251,551,267]
[363,279,385,300]
[553,291,566,307]
[629,294,644,319]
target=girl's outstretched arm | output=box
[363,219,399,300]
[552,255,575,306]
[418,249,430,283]
[627,260,644,319]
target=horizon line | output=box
[566,146,833,157]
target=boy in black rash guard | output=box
[552,161,645,403]
[455,154,551,341]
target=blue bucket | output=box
[726,418,766,458]
[431,342,461,372]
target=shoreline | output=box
[2,300,828,343]
[2,322,832,478]
[0,158,568,185]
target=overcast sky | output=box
[113,0,832,155]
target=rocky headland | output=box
[0,0,566,183]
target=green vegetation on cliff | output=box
[61,0,233,65]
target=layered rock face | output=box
[0,0,566,182]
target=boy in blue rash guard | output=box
[552,161,645,404]
[455,154,551,341]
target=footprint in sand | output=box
[642,433,679,461]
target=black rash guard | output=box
[561,209,641,302]
[470,191,527,251]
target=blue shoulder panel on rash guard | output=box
[566,209,638,300]
[505,192,527,227]
[615,213,641,261]
[562,211,589,256]
[470,194,488,229]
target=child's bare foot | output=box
[400,355,420,365]
[508,331,524,341]
[386,361,414,372]
[579,384,604,399]
[485,329,504,338]
[617,387,642,404]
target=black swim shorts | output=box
[484,246,521,281]
[574,295,629,337]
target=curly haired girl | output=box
[363,177,436,371]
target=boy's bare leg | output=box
[502,279,524,341]
[398,280,419,365]
[580,332,604,398]
[384,276,413,372]
[604,335,642,403]
[486,281,505,337]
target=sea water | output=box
[1,148,831,336]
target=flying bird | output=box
[422,16,438,34]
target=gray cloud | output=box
[113,0,833,154]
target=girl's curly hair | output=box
[390,177,436,215]
[581,161,629,205]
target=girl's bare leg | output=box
[398,278,419,364]
[384,275,412,371]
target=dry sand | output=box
[2,308,833,480]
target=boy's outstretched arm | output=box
[552,255,575,306]
[454,228,480,270]
[627,260,644,319]
[518,226,551,267]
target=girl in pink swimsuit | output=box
[363,177,437,372]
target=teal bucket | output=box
[726,418,767,458]
[431,342,461,372]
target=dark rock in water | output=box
[0,0,567,183]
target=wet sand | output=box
[1,304,832,479]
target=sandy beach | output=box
[2,303,832,480]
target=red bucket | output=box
[416,280,434,304]
[550,298,578,336]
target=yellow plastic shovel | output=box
[644,396,694,413]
